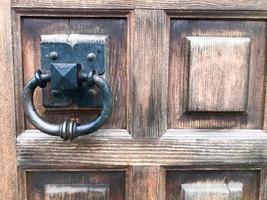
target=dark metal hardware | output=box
[22,34,112,140]
[41,34,108,108]
[23,69,112,140]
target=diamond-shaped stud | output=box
[50,63,79,90]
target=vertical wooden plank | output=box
[129,9,169,138]
[260,168,267,200]
[0,0,18,199]
[128,166,164,200]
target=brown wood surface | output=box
[10,0,267,11]
[186,36,250,112]
[17,129,267,167]
[166,170,260,200]
[129,10,168,138]
[128,166,164,200]
[0,0,18,199]
[181,183,243,200]
[168,19,266,129]
[19,17,127,131]
[5,4,267,200]
[260,168,267,200]
[45,184,109,200]
[26,171,125,200]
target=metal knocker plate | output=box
[22,34,112,140]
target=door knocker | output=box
[22,34,112,140]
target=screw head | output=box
[87,53,96,61]
[49,51,58,60]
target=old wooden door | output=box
[1,0,267,199]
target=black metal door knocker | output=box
[22,34,112,140]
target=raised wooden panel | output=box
[186,36,250,112]
[45,184,109,200]
[168,20,266,129]
[26,171,124,200]
[166,170,260,200]
[181,183,243,200]
[18,17,127,131]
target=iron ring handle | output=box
[22,70,112,140]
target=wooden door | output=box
[1,0,267,200]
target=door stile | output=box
[0,0,18,199]
[129,9,169,138]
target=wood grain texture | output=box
[166,170,260,200]
[129,10,168,138]
[9,7,267,200]
[128,166,163,200]
[186,36,250,112]
[17,129,267,167]
[19,17,127,131]
[11,0,267,10]
[181,183,243,200]
[45,184,109,200]
[27,171,124,200]
[168,20,266,129]
[0,0,18,199]
[260,168,267,200]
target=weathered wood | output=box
[129,10,168,138]
[260,168,267,200]
[186,36,250,112]
[0,0,18,199]
[18,17,127,131]
[11,0,267,11]
[26,171,124,200]
[17,129,267,167]
[128,166,163,200]
[9,5,267,200]
[45,184,109,200]
[168,19,266,129]
[181,183,243,200]
[166,170,260,200]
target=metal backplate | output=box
[40,34,109,108]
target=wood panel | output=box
[186,36,250,112]
[0,0,18,199]
[17,129,267,167]
[19,17,127,130]
[166,170,260,200]
[26,171,124,200]
[11,0,267,11]
[45,184,109,200]
[129,10,168,138]
[181,183,243,200]
[168,20,266,129]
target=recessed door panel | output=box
[168,19,266,129]
[26,171,125,200]
[166,170,260,200]
[20,17,127,131]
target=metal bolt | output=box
[87,53,96,61]
[88,88,97,96]
[49,51,58,60]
